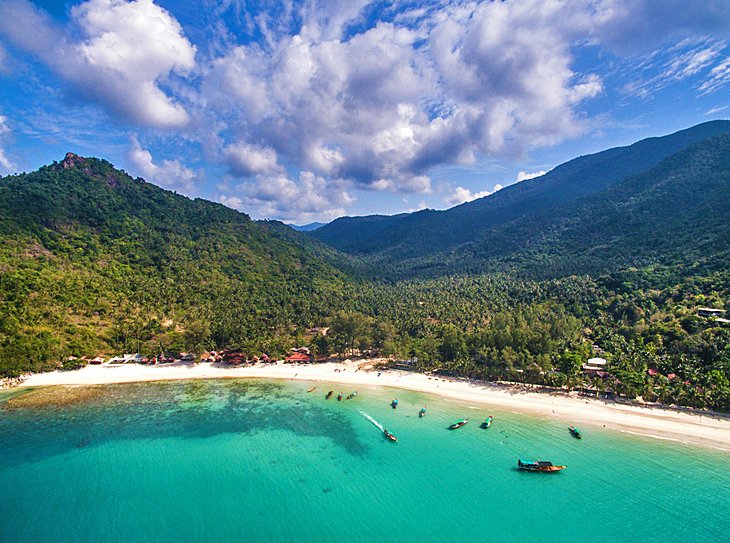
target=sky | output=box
[0,1,729,224]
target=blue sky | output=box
[0,0,729,224]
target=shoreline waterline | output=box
[13,360,730,451]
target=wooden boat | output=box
[481,416,493,429]
[383,428,398,442]
[391,398,398,409]
[418,406,426,418]
[449,418,469,429]
[517,459,566,472]
[325,390,333,399]
[346,392,358,400]
[569,426,582,439]
[307,386,317,393]
[337,392,343,401]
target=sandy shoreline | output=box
[14,359,730,451]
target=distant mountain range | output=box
[309,120,730,278]
[287,222,327,232]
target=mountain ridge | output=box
[311,120,730,262]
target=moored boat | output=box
[337,392,343,401]
[482,416,493,429]
[307,386,317,393]
[419,406,427,418]
[569,426,582,439]
[517,459,566,472]
[346,392,358,400]
[383,428,398,442]
[391,398,398,409]
[325,390,333,399]
[449,418,469,429]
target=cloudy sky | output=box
[0,1,729,224]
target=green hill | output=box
[0,153,351,374]
[311,120,730,278]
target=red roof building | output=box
[285,352,311,363]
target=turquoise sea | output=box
[1,379,729,542]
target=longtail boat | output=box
[325,390,333,399]
[569,426,582,439]
[517,459,566,472]
[391,398,398,409]
[449,418,469,429]
[307,386,317,393]
[383,429,398,442]
[482,416,493,429]
[418,406,427,418]
[346,392,358,400]
[337,392,343,401]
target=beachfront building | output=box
[582,357,608,377]
[285,352,312,363]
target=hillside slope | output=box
[311,120,730,260]
[0,154,352,374]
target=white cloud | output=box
[219,171,354,222]
[0,115,15,174]
[202,0,605,203]
[446,184,502,206]
[705,105,728,116]
[516,170,547,182]
[224,142,280,177]
[127,136,200,193]
[0,0,196,128]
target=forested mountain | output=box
[310,120,730,278]
[0,153,352,374]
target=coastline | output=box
[14,359,730,451]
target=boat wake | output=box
[359,411,384,432]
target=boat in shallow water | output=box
[419,406,426,418]
[346,392,357,400]
[391,398,398,409]
[517,459,566,472]
[307,386,317,393]
[482,416,493,429]
[383,429,398,442]
[449,418,469,429]
[325,390,333,399]
[569,426,582,439]
[337,393,343,401]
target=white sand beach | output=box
[17,359,730,451]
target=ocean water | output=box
[1,379,728,543]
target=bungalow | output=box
[222,351,247,364]
[582,357,608,376]
[285,352,311,363]
[130,353,147,363]
[107,355,126,364]
[392,359,415,371]
[89,356,105,364]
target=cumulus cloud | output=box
[446,184,502,206]
[516,170,547,182]
[223,142,280,177]
[201,0,609,206]
[219,171,354,222]
[0,115,15,174]
[0,0,196,128]
[127,136,201,193]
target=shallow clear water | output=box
[1,379,728,542]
